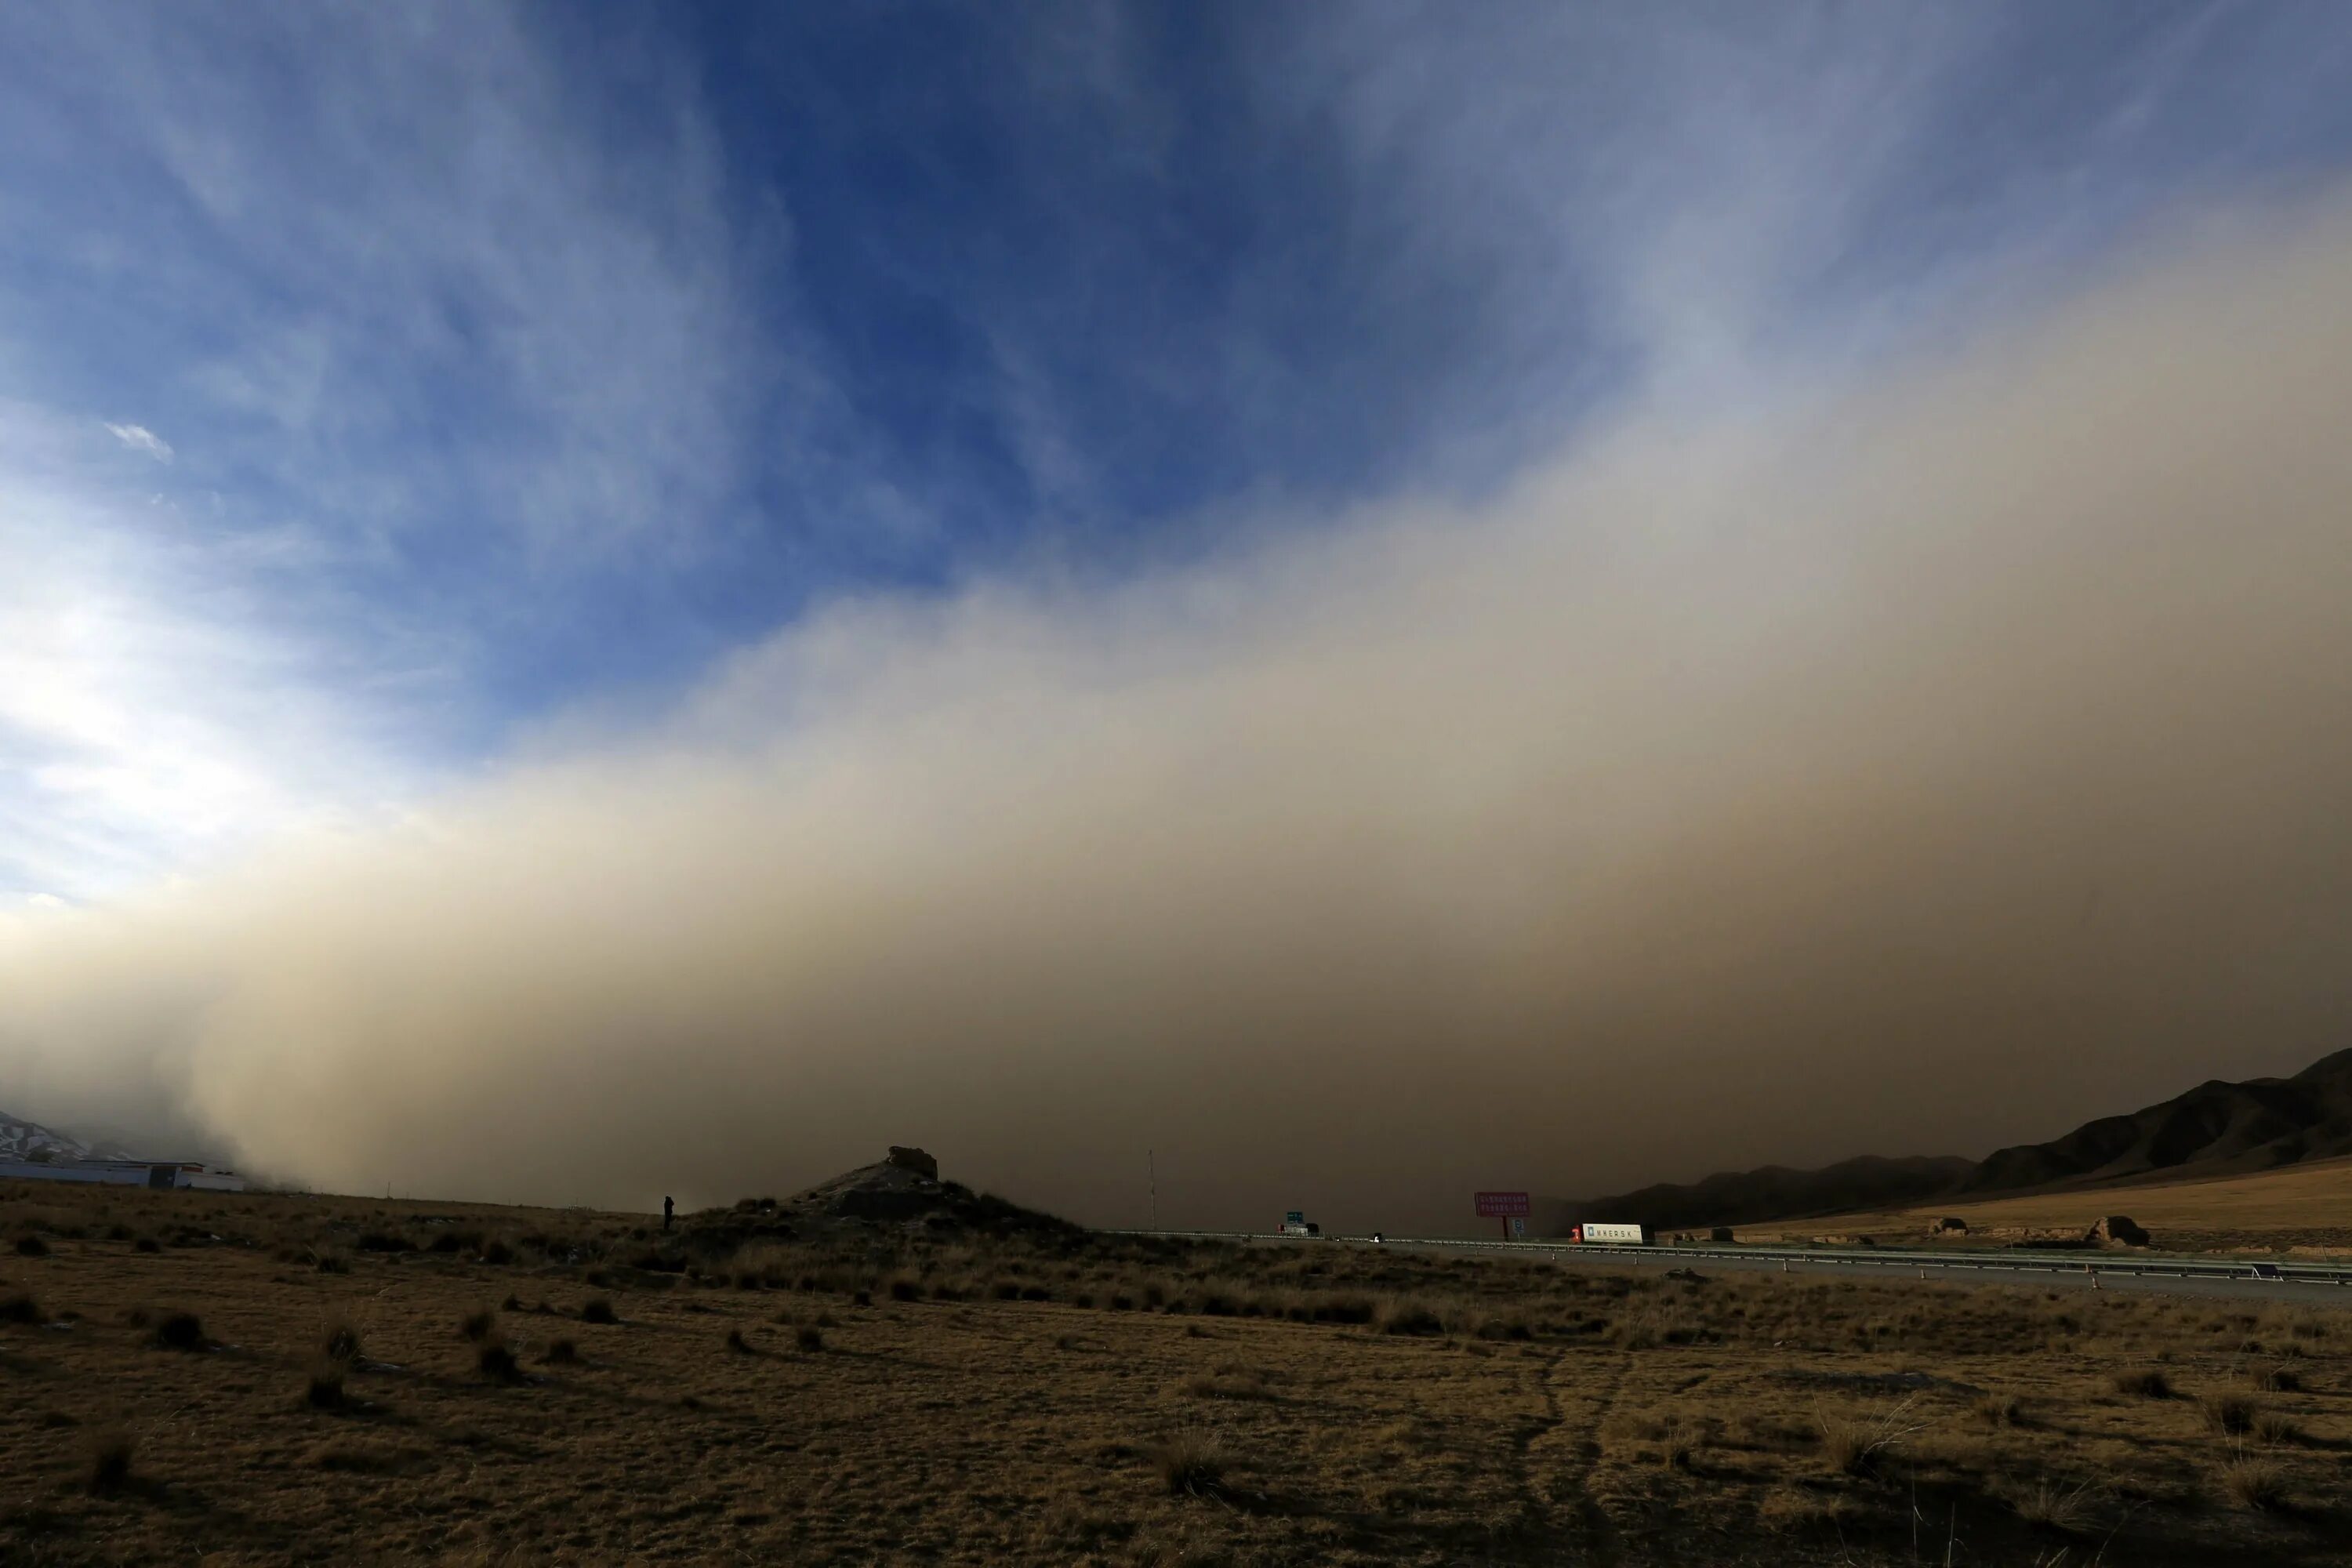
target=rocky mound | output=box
[681,1147,1083,1254]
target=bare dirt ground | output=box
[5,1180,2352,1566]
[1744,1155,2352,1254]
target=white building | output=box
[0,1159,246,1192]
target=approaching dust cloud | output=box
[5,202,2352,1233]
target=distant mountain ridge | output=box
[0,1112,140,1164]
[1568,1047,2352,1232]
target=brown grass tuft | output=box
[1148,1428,1229,1497]
[1814,1398,1922,1479]
[795,1323,825,1353]
[2200,1395,2256,1436]
[304,1361,348,1410]
[476,1336,524,1384]
[2251,1409,2303,1446]
[85,1428,135,1494]
[580,1298,618,1325]
[2111,1367,2172,1398]
[2003,1475,2101,1534]
[152,1310,207,1352]
[2248,1362,2303,1393]
[1969,1393,2025,1427]
[2218,1450,2289,1512]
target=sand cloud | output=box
[6,200,2352,1231]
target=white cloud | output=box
[0,404,431,904]
[102,421,172,462]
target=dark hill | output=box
[1565,1154,1974,1233]
[1964,1045,2352,1193]
[1567,1046,2352,1232]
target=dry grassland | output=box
[5,1181,2351,1566]
[1753,1156,2352,1254]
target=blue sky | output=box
[5,1,2352,907]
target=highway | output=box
[1112,1230,2352,1308]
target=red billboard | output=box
[1474,1191,1531,1218]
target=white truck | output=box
[1572,1221,1651,1245]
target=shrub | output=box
[580,1298,618,1325]
[2112,1368,2172,1399]
[887,1278,920,1302]
[500,1294,521,1312]
[2219,1450,2289,1511]
[1149,1428,1229,1497]
[86,1428,135,1495]
[132,1236,161,1254]
[1971,1394,2025,1428]
[13,1235,49,1258]
[476,1337,524,1384]
[2201,1396,2256,1436]
[1,1290,43,1327]
[796,1324,825,1353]
[726,1327,753,1354]
[544,1338,580,1365]
[460,1308,497,1342]
[153,1311,207,1351]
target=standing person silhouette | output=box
[663,1196,675,1232]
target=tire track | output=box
[1524,1346,1631,1564]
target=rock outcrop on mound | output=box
[2087,1214,2150,1247]
[679,1149,1080,1255]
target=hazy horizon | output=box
[5,8,2352,1235]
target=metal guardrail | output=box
[1100,1229,2352,1285]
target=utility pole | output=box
[1148,1149,1157,1231]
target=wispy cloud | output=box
[100,421,171,463]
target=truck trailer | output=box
[1571,1221,1650,1244]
